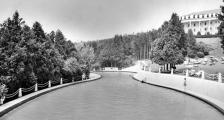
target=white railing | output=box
[22,84,36,93]
[5,89,20,99]
[1,75,86,105]
[142,66,223,83]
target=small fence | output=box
[1,76,83,105]
[144,66,224,83]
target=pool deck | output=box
[132,71,224,115]
[0,73,102,117]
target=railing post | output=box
[0,96,5,105]
[186,69,189,77]
[48,80,51,88]
[35,83,38,92]
[171,68,174,75]
[60,78,63,85]
[218,72,222,83]
[18,88,22,97]
[201,71,205,79]
[159,67,161,73]
[82,74,85,80]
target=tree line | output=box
[0,11,92,94]
[86,13,211,70]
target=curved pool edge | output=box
[132,73,224,116]
[0,73,102,117]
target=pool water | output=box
[1,72,223,120]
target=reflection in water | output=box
[1,72,223,120]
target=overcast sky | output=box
[0,0,222,42]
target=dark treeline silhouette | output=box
[0,11,89,94]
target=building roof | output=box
[183,9,220,16]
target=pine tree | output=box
[55,29,67,59]
[32,21,46,42]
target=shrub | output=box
[207,32,210,35]
[188,49,196,58]
[188,53,196,58]
[197,52,205,58]
[197,31,201,36]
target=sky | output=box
[0,0,222,42]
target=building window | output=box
[205,28,207,31]
[194,24,196,27]
[205,22,207,25]
[184,16,186,19]
[188,24,190,27]
[211,14,214,17]
[202,15,204,18]
[193,15,195,18]
[188,16,190,19]
[207,14,209,18]
[197,15,200,18]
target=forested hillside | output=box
[85,13,211,70]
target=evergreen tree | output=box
[55,29,67,59]
[150,13,186,71]
[186,29,196,49]
[32,21,46,42]
[218,3,224,51]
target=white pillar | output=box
[201,71,205,79]
[35,83,38,92]
[199,21,201,33]
[208,20,211,34]
[186,69,189,77]
[218,73,222,83]
[168,64,170,71]
[0,96,5,104]
[189,21,192,28]
[60,78,63,85]
[48,81,51,88]
[18,88,22,97]
[171,68,174,75]
[82,74,85,80]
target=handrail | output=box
[51,81,60,85]
[5,89,19,99]
[22,85,36,93]
[1,75,87,104]
[37,82,49,87]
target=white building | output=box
[181,9,221,35]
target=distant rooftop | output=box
[183,9,221,16]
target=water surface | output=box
[1,72,223,120]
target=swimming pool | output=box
[1,72,223,120]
